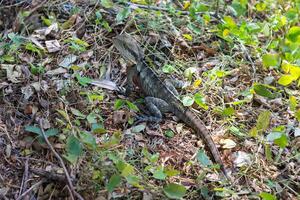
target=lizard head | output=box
[113,34,144,64]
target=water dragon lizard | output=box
[113,34,229,180]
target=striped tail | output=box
[172,104,230,179]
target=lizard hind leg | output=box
[135,97,171,124]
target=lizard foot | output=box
[134,114,162,125]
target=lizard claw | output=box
[116,86,126,95]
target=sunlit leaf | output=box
[262,53,280,68]
[286,26,300,43]
[182,96,194,106]
[194,93,208,110]
[222,107,235,117]
[162,64,176,74]
[278,74,295,86]
[259,192,277,200]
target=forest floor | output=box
[0,0,299,199]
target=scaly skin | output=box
[113,34,229,179]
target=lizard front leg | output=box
[117,66,138,96]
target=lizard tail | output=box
[179,108,230,180]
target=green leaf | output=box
[87,113,97,124]
[223,16,236,28]
[79,131,96,149]
[286,26,300,43]
[264,144,273,161]
[274,134,288,148]
[267,132,288,148]
[165,167,180,177]
[65,135,82,163]
[121,164,134,177]
[163,183,186,199]
[249,127,258,137]
[295,109,300,121]
[25,43,42,56]
[131,124,146,133]
[91,123,106,134]
[70,108,86,118]
[255,2,267,11]
[45,128,59,137]
[222,107,235,117]
[196,149,212,167]
[262,53,280,68]
[25,126,58,138]
[25,126,42,135]
[182,34,193,41]
[259,192,277,200]
[256,110,271,133]
[126,100,139,111]
[101,0,113,8]
[194,93,208,110]
[114,99,125,110]
[116,7,131,22]
[106,174,121,193]
[182,96,194,106]
[75,74,92,86]
[152,166,167,180]
[278,75,296,86]
[184,67,197,80]
[164,130,175,138]
[162,64,176,74]
[253,84,276,99]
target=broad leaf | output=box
[65,135,82,163]
[194,93,208,110]
[116,7,131,22]
[196,149,212,167]
[256,110,271,133]
[286,26,300,43]
[106,174,121,193]
[262,53,280,68]
[163,183,186,199]
[259,192,277,200]
[182,96,194,106]
[101,0,113,8]
[278,75,296,86]
[79,131,97,149]
[152,166,167,180]
[253,84,276,99]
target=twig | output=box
[18,158,29,197]
[16,180,44,200]
[38,120,84,200]
[124,2,216,16]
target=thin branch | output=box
[38,120,84,200]
[16,180,44,200]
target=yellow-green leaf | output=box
[182,34,193,41]
[262,53,280,68]
[278,74,296,86]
